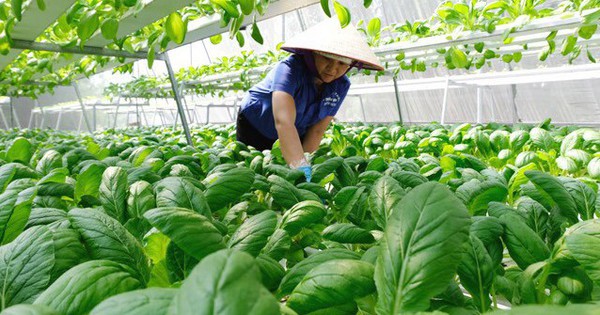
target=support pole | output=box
[113,105,120,129]
[163,53,193,146]
[0,104,8,129]
[393,76,403,124]
[160,111,166,126]
[77,112,83,132]
[73,82,94,134]
[511,84,519,124]
[282,14,286,41]
[140,105,149,126]
[491,96,496,121]
[476,87,482,124]
[136,102,140,128]
[202,40,212,64]
[28,108,34,129]
[112,97,120,129]
[171,109,178,129]
[358,95,367,122]
[56,109,63,129]
[39,100,45,128]
[509,63,518,124]
[92,104,97,132]
[11,103,21,129]
[440,76,450,124]
[296,9,306,31]
[9,97,14,128]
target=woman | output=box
[236,18,383,181]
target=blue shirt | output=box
[240,55,351,140]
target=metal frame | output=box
[0,101,9,129]
[73,82,94,133]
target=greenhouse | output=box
[0,0,599,314]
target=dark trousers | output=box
[236,112,277,151]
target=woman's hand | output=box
[272,91,305,167]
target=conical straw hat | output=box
[281,17,384,71]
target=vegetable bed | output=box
[0,120,598,315]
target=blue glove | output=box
[297,165,312,182]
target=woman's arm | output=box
[272,91,306,166]
[302,116,333,153]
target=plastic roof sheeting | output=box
[11,0,600,128]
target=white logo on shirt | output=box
[322,92,340,107]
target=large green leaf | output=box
[279,200,326,236]
[127,180,155,219]
[256,254,285,291]
[562,178,597,221]
[144,207,225,261]
[500,214,549,270]
[487,304,600,314]
[239,0,254,15]
[169,249,279,315]
[322,223,375,244]
[278,248,361,297]
[509,130,530,151]
[261,229,291,261]
[49,228,87,282]
[0,185,37,245]
[0,226,54,310]
[210,0,240,18]
[69,208,150,285]
[312,157,343,183]
[564,233,600,286]
[90,288,177,315]
[269,175,320,209]
[518,198,549,240]
[470,216,503,245]
[530,127,555,151]
[333,1,351,28]
[228,210,277,257]
[457,235,494,312]
[7,137,33,165]
[99,166,128,222]
[588,157,600,179]
[165,242,198,284]
[552,220,600,266]
[368,175,405,229]
[205,167,254,211]
[456,179,508,215]
[556,156,577,173]
[320,0,331,17]
[0,304,59,315]
[0,164,17,194]
[332,186,366,220]
[74,163,105,205]
[390,171,428,189]
[11,0,22,20]
[100,18,119,40]
[375,182,471,313]
[560,130,583,156]
[524,170,578,224]
[34,260,142,315]
[165,12,186,44]
[35,151,62,176]
[77,11,100,42]
[155,177,210,217]
[25,207,68,229]
[287,260,375,313]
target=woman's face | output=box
[313,53,351,83]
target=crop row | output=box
[0,122,598,314]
